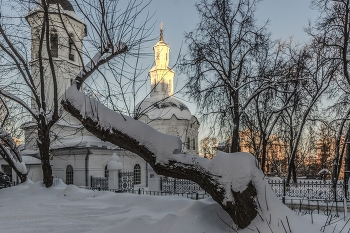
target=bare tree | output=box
[310,0,350,186]
[179,0,271,153]
[0,0,151,187]
[199,136,217,160]
[0,97,27,183]
[271,40,334,183]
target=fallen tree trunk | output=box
[62,85,258,228]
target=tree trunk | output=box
[37,120,53,188]
[261,136,267,173]
[230,91,240,153]
[0,147,27,183]
[62,98,258,229]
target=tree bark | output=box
[37,117,53,188]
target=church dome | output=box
[136,95,192,120]
[46,0,75,12]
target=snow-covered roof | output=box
[50,135,119,150]
[47,0,75,12]
[22,155,41,165]
[136,96,192,120]
[26,1,82,23]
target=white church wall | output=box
[116,151,148,187]
[26,165,43,182]
[52,152,87,186]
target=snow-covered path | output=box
[0,181,232,233]
[0,180,349,233]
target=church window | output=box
[186,137,190,150]
[104,165,109,178]
[192,139,196,150]
[68,33,74,61]
[33,29,40,59]
[50,29,58,58]
[134,164,141,185]
[168,80,172,93]
[66,165,73,185]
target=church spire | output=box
[149,23,175,97]
[160,22,164,41]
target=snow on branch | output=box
[0,127,27,181]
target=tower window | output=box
[168,80,172,94]
[192,139,196,150]
[187,138,190,150]
[69,33,74,61]
[105,165,109,178]
[50,29,58,58]
[134,164,141,185]
[66,165,73,185]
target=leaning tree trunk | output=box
[62,89,258,229]
[0,127,27,183]
[0,146,27,183]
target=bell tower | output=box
[149,23,175,97]
[26,0,86,111]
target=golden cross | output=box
[160,22,164,30]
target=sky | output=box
[137,0,320,137]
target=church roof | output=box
[136,96,192,120]
[45,0,75,12]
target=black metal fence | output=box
[268,179,348,201]
[160,177,204,194]
[80,187,210,200]
[91,176,108,189]
[91,175,348,201]
[119,171,134,192]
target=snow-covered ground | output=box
[0,180,349,233]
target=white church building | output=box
[0,0,199,191]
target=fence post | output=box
[174,179,176,193]
[138,188,141,195]
[160,177,162,192]
[196,193,199,200]
[282,179,286,204]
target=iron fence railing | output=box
[268,180,348,201]
[160,177,204,194]
[79,187,210,200]
[91,176,108,189]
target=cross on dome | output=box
[160,21,164,41]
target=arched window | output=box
[50,29,58,58]
[68,33,74,61]
[192,139,196,150]
[66,165,73,185]
[32,29,40,59]
[133,164,141,185]
[186,137,190,150]
[104,165,109,178]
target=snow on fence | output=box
[268,179,348,201]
